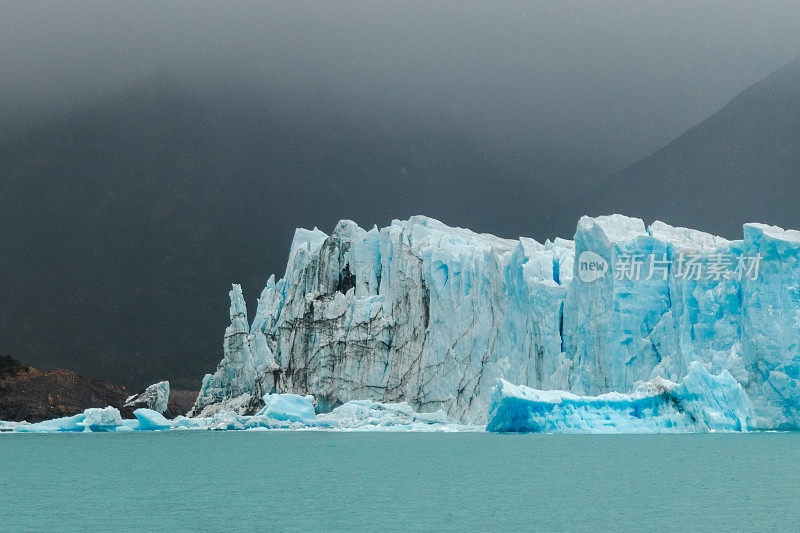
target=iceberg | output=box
[170,415,211,430]
[188,215,800,430]
[486,363,755,433]
[209,410,247,431]
[124,381,170,415]
[78,407,124,432]
[0,393,475,433]
[15,407,123,433]
[257,393,316,422]
[237,395,473,431]
[316,400,470,431]
[7,407,167,433]
[15,413,88,433]
[132,408,172,431]
[222,393,473,431]
[0,421,24,432]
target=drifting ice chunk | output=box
[0,396,475,432]
[78,407,123,432]
[170,415,211,430]
[486,363,755,434]
[257,393,316,422]
[124,381,170,415]
[209,410,246,431]
[0,421,24,432]
[133,408,172,430]
[316,400,467,431]
[16,407,123,433]
[15,413,87,433]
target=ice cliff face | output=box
[192,214,800,429]
[561,215,800,429]
[192,216,573,421]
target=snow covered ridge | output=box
[189,214,800,431]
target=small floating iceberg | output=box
[257,393,316,422]
[124,381,170,415]
[16,407,124,433]
[15,413,88,433]
[1,394,476,433]
[316,400,465,431]
[241,396,473,431]
[79,407,124,432]
[132,408,172,431]
[486,363,756,434]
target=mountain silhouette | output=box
[591,55,800,238]
[0,72,597,389]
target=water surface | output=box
[2,432,798,531]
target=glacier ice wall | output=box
[192,216,573,422]
[191,214,800,429]
[561,216,800,428]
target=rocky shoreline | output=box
[0,355,196,423]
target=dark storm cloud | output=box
[2,1,800,168]
[2,1,800,388]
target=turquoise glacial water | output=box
[2,431,799,532]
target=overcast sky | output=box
[3,1,800,170]
[3,1,800,386]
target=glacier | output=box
[186,214,800,432]
[191,216,574,422]
[5,214,799,434]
